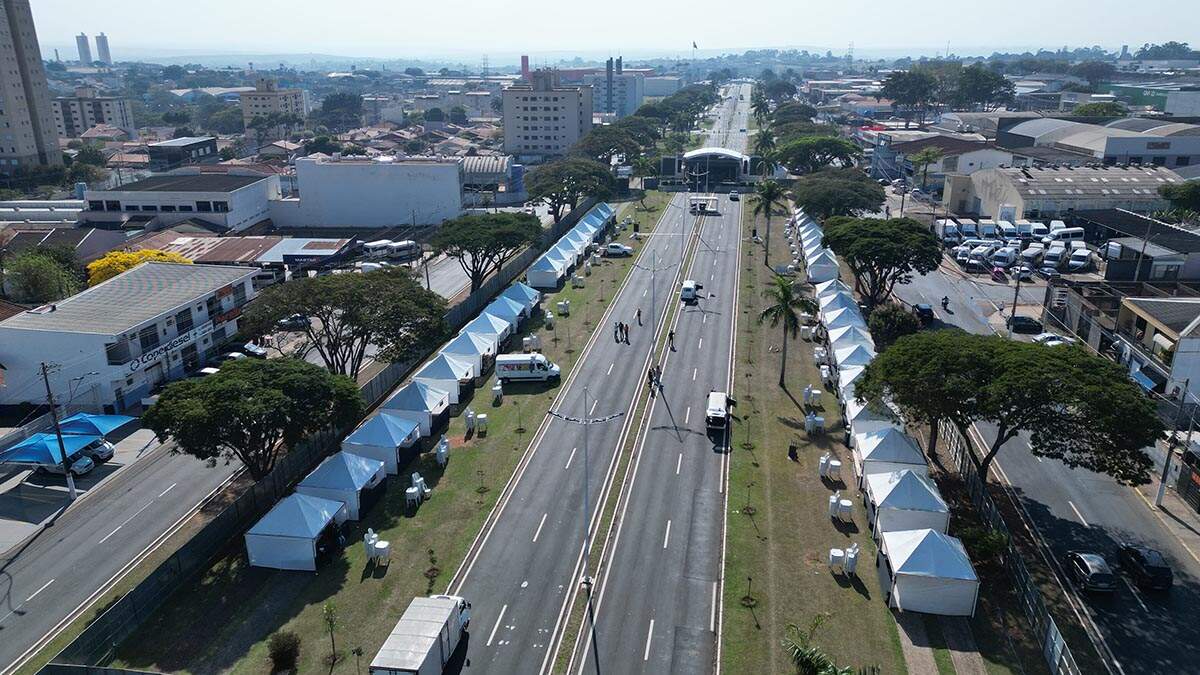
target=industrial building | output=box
[943,165,1182,220]
[147,136,220,171]
[997,117,1200,169]
[82,170,282,232]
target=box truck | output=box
[371,595,471,675]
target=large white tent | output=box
[484,296,526,328]
[822,307,866,331]
[297,452,386,520]
[382,381,451,436]
[838,365,867,401]
[527,256,566,289]
[245,494,348,571]
[802,239,825,261]
[341,412,421,474]
[834,343,877,369]
[828,325,874,352]
[462,312,513,343]
[806,250,840,284]
[880,529,979,617]
[853,427,927,478]
[413,352,476,405]
[865,470,950,535]
[819,291,858,315]
[499,282,541,315]
[844,397,897,436]
[441,331,496,373]
[814,279,853,299]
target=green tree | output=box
[305,135,342,155]
[823,217,941,311]
[1070,61,1117,87]
[205,106,245,133]
[782,615,869,675]
[956,63,1014,111]
[241,269,447,379]
[758,274,817,387]
[1160,182,1200,211]
[855,332,1165,482]
[161,65,186,80]
[908,146,944,190]
[404,67,425,77]
[752,127,777,160]
[448,105,469,125]
[1072,101,1127,117]
[432,213,542,292]
[751,179,789,265]
[171,126,195,139]
[161,110,191,125]
[612,115,660,147]
[867,302,921,350]
[770,101,818,127]
[143,358,363,480]
[312,92,363,132]
[791,169,886,220]
[751,95,771,127]
[1135,42,1198,59]
[570,125,641,164]
[424,107,446,123]
[763,79,798,102]
[322,603,340,664]
[1,249,80,303]
[879,70,938,128]
[73,145,106,166]
[525,158,615,223]
[774,137,861,174]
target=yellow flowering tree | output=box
[87,249,192,286]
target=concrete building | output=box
[644,76,683,97]
[0,2,62,172]
[0,262,258,413]
[74,33,91,65]
[95,32,111,65]
[583,58,644,119]
[269,155,463,228]
[943,165,1181,220]
[147,136,219,171]
[997,117,1200,170]
[1166,90,1200,116]
[502,69,593,159]
[871,134,1010,187]
[240,78,308,132]
[52,86,135,139]
[458,155,525,206]
[83,170,281,232]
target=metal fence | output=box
[940,421,1084,675]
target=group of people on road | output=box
[614,321,631,344]
[647,364,664,397]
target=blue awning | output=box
[58,413,136,437]
[0,433,102,465]
[1132,368,1157,392]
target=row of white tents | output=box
[795,207,979,617]
[527,203,615,289]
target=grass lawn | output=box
[106,194,672,674]
[720,203,908,674]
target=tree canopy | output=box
[432,213,542,292]
[867,302,922,350]
[1,247,81,303]
[1160,182,1200,212]
[525,158,615,223]
[1069,61,1117,87]
[241,268,447,379]
[823,217,941,311]
[311,92,363,132]
[879,70,938,127]
[774,136,861,174]
[790,168,885,220]
[955,63,1015,111]
[770,101,818,127]
[570,125,641,164]
[86,249,192,286]
[144,358,362,480]
[1071,102,1127,117]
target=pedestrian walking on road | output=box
[654,365,663,392]
[614,321,621,343]
[668,330,676,351]
[623,323,630,344]
[636,308,642,326]
[647,366,656,397]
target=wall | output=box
[1166,92,1200,116]
[644,77,683,97]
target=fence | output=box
[940,421,1084,675]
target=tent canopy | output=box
[829,325,874,351]
[1,433,101,465]
[807,249,839,266]
[834,343,877,369]
[884,529,977,582]
[820,293,858,317]
[839,365,866,392]
[823,307,867,331]
[485,296,525,324]
[499,283,540,311]
[247,493,345,539]
[384,381,449,414]
[867,470,949,514]
[58,413,135,437]
[814,279,853,299]
[300,451,384,492]
[344,412,421,449]
[463,312,511,339]
[530,255,565,274]
[855,428,926,467]
[443,330,495,358]
[415,352,475,382]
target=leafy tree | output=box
[908,146,944,190]
[855,332,1165,482]
[1072,101,1127,117]
[774,137,861,174]
[525,158,615,223]
[306,135,342,155]
[171,126,195,139]
[86,249,192,286]
[751,95,771,127]
[1,249,80,303]
[751,179,789,265]
[1069,61,1117,87]
[612,116,660,147]
[432,213,542,292]
[424,107,446,123]
[763,79,798,102]
[758,275,816,387]
[161,65,186,81]
[774,121,839,144]
[241,268,447,378]
[205,106,245,133]
[956,63,1014,111]
[404,67,425,77]
[771,101,818,127]
[403,139,427,154]
[791,168,885,220]
[73,145,106,167]
[867,302,921,350]
[1160,182,1200,211]
[162,110,191,125]
[879,70,938,127]
[782,615,873,675]
[448,105,469,125]
[823,217,941,311]
[570,125,641,164]
[143,358,363,481]
[753,127,777,159]
[311,92,363,132]
[1135,42,1198,59]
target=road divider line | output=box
[663,520,671,549]
[698,338,703,350]
[1124,578,1149,613]
[607,363,614,376]
[1067,500,1090,528]
[589,399,598,415]
[533,513,549,543]
[25,579,54,603]
[487,604,508,647]
[158,482,177,498]
[710,581,717,632]
[693,368,697,381]
[643,619,654,660]
[565,447,577,470]
[684,407,691,424]
[98,525,122,544]
[676,453,682,475]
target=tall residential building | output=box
[502,69,593,158]
[95,32,111,65]
[0,2,62,171]
[52,86,136,139]
[582,57,644,119]
[75,32,91,64]
[240,78,309,132]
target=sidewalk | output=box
[1132,452,1200,568]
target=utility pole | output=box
[1158,380,1192,507]
[1007,270,1024,338]
[40,362,77,501]
[634,250,677,342]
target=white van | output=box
[1067,247,1094,272]
[680,279,703,302]
[705,391,735,430]
[1021,242,1045,266]
[388,240,421,262]
[991,246,1020,268]
[998,221,1018,239]
[1043,227,1085,245]
[1030,223,1049,239]
[496,353,560,383]
[978,219,998,239]
[364,240,392,258]
[1042,244,1069,269]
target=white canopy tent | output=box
[245,494,348,571]
[381,381,451,437]
[865,470,950,535]
[880,529,979,617]
[547,243,577,266]
[828,325,874,352]
[806,250,840,284]
[802,238,825,260]
[823,307,867,331]
[341,412,422,474]
[845,397,898,437]
[484,296,526,328]
[838,365,866,402]
[562,229,590,255]
[499,282,541,314]
[853,427,928,479]
[441,331,495,373]
[297,452,386,520]
[413,352,476,405]
[814,279,853,299]
[527,255,566,289]
[834,343,877,369]
[820,291,859,316]
[462,312,513,343]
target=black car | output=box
[1006,315,1044,334]
[912,303,935,326]
[276,313,310,331]
[1117,542,1173,590]
[1065,551,1118,592]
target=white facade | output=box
[52,87,136,139]
[269,156,463,228]
[1166,91,1200,116]
[583,72,645,118]
[502,70,594,158]
[83,171,282,232]
[644,76,683,97]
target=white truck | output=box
[371,595,471,675]
[495,353,561,383]
[934,219,961,246]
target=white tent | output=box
[297,452,386,520]
[814,279,853,299]
[834,343,877,369]
[880,529,979,617]
[562,229,590,255]
[865,470,950,535]
[823,306,867,331]
[484,296,526,328]
[441,331,496,373]
[844,397,897,436]
[820,291,858,315]
[527,255,566,289]
[462,312,513,343]
[838,365,866,399]
[499,282,540,314]
[853,427,927,478]
[806,250,841,284]
[341,412,422,474]
[802,238,825,259]
[381,381,451,436]
[828,325,874,352]
[245,494,348,571]
[547,243,577,266]
[413,352,476,405]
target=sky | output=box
[30,0,1200,63]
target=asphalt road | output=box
[0,445,238,673]
[892,248,1200,674]
[706,83,752,155]
[448,192,698,674]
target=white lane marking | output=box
[698,338,703,350]
[564,446,577,470]
[533,513,548,542]
[703,314,707,324]
[25,579,54,602]
[643,289,648,297]
[607,363,614,376]
[644,619,655,661]
[692,368,697,381]
[710,581,718,632]
[158,482,177,498]
[676,453,682,475]
[589,399,598,415]
[663,520,672,549]
[99,525,123,544]
[1124,578,1149,613]
[487,604,508,647]
[99,498,158,545]
[710,272,714,281]
[1067,500,1090,528]
[685,407,691,424]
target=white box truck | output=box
[371,595,470,675]
[496,353,561,383]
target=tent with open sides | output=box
[442,331,496,373]
[341,412,421,474]
[561,229,590,256]
[297,451,386,520]
[57,413,136,437]
[0,433,100,467]
[499,282,541,314]
[865,470,950,535]
[381,380,451,437]
[527,255,566,289]
[852,427,927,479]
[880,529,979,617]
[413,352,476,405]
[245,493,348,571]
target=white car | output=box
[1032,333,1076,347]
[606,243,634,257]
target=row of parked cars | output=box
[1067,543,1174,593]
[940,219,1096,280]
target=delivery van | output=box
[496,353,560,383]
[1043,227,1085,245]
[371,595,470,675]
[706,391,735,430]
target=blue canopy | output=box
[58,413,135,437]
[485,296,525,324]
[344,412,421,449]
[499,283,539,311]
[299,451,384,492]
[0,432,101,465]
[247,493,344,539]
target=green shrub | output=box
[268,630,301,672]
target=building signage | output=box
[128,321,213,372]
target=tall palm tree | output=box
[751,179,788,266]
[751,96,771,127]
[758,275,817,388]
[909,147,944,191]
[753,126,777,158]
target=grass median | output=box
[98,195,670,674]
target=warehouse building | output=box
[943,165,1182,220]
[82,170,281,232]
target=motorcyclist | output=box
[941,296,950,310]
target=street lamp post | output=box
[40,362,77,501]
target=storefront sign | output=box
[129,322,213,372]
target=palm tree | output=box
[909,146,944,191]
[758,275,817,388]
[751,96,771,127]
[631,156,657,208]
[781,617,877,675]
[753,126,776,158]
[751,179,788,266]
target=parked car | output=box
[276,313,310,331]
[242,342,268,359]
[912,303,935,326]
[1014,264,1035,281]
[1065,551,1118,592]
[729,191,739,201]
[605,242,634,257]
[213,352,247,364]
[1037,267,1061,281]
[38,454,95,477]
[1032,332,1076,347]
[1006,315,1044,333]
[81,438,116,463]
[1117,542,1173,590]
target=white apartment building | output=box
[240,78,309,131]
[582,59,644,119]
[502,70,593,159]
[52,86,136,139]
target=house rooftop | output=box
[149,136,215,148]
[891,135,993,157]
[1124,297,1200,338]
